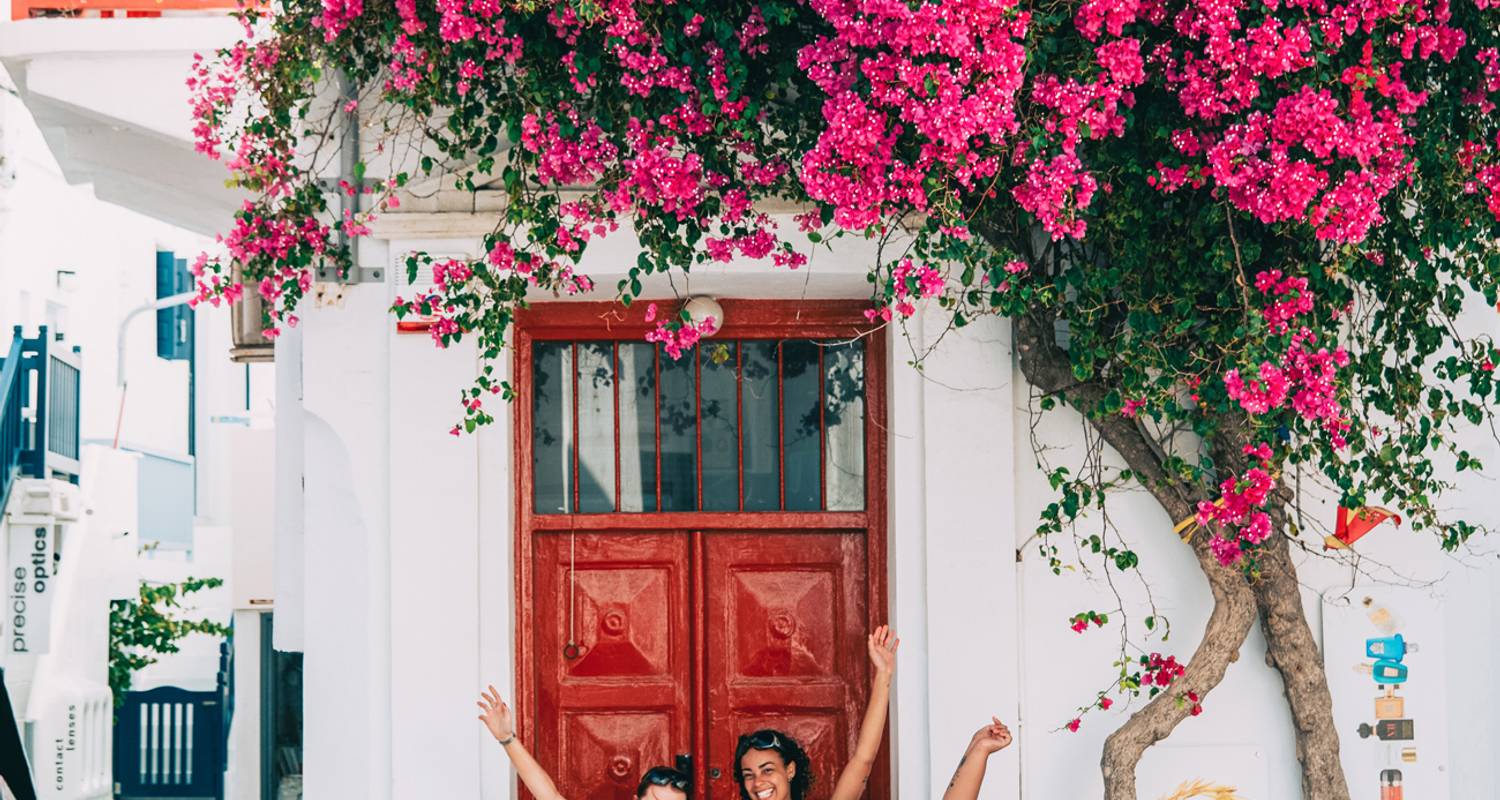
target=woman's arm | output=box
[941,718,1013,800]
[477,685,567,800]
[829,626,899,800]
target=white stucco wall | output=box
[285,221,1500,800]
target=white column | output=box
[915,309,1020,799]
[889,319,933,799]
[476,347,517,800]
[226,609,262,800]
[272,327,304,651]
[386,303,483,799]
[300,279,392,800]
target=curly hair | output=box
[733,729,814,800]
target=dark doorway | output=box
[259,614,303,800]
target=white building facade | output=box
[272,211,1500,800]
[2,6,1499,799]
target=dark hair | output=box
[636,765,690,798]
[733,729,813,800]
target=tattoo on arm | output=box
[947,754,968,789]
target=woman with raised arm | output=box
[733,625,899,800]
[941,717,1014,800]
[477,685,691,800]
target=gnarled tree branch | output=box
[1013,311,1260,800]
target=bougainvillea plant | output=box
[192,0,1500,796]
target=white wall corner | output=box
[914,307,1020,800]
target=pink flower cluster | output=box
[187,43,248,159]
[797,0,1030,230]
[1461,135,1500,222]
[1141,652,1186,688]
[1224,271,1351,445]
[385,33,433,94]
[865,258,945,322]
[1069,610,1109,632]
[1196,442,1278,566]
[1254,269,1314,333]
[1147,0,1474,243]
[1017,32,1146,238]
[315,0,363,41]
[643,303,718,359]
[1204,272,1353,565]
[705,223,780,263]
[520,108,619,186]
[393,291,462,347]
[487,241,594,296]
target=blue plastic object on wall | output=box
[1366,633,1413,661]
[1371,660,1409,684]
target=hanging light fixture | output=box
[682,296,723,335]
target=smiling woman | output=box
[735,731,813,800]
[734,626,898,800]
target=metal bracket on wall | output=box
[314,264,385,284]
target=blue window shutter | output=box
[155,252,193,361]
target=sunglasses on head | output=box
[745,731,783,751]
[640,767,690,792]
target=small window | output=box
[531,339,867,514]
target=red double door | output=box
[530,530,879,800]
[514,301,889,800]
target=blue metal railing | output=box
[0,334,26,513]
[0,327,82,514]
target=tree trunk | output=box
[1012,313,1261,799]
[1251,520,1352,800]
[1012,311,1350,799]
[1100,534,1258,800]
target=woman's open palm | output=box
[867,625,899,676]
[476,685,515,743]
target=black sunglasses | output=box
[640,767,691,792]
[745,731,783,751]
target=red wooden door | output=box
[515,301,888,800]
[704,532,872,800]
[533,532,694,799]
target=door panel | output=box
[705,533,871,800]
[534,533,693,799]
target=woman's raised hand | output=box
[941,716,1013,800]
[970,717,1013,755]
[476,685,516,743]
[831,625,900,800]
[866,624,900,678]
[476,684,566,800]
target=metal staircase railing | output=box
[0,326,82,515]
[0,332,28,515]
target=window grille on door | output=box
[531,339,867,515]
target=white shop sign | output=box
[7,524,54,655]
